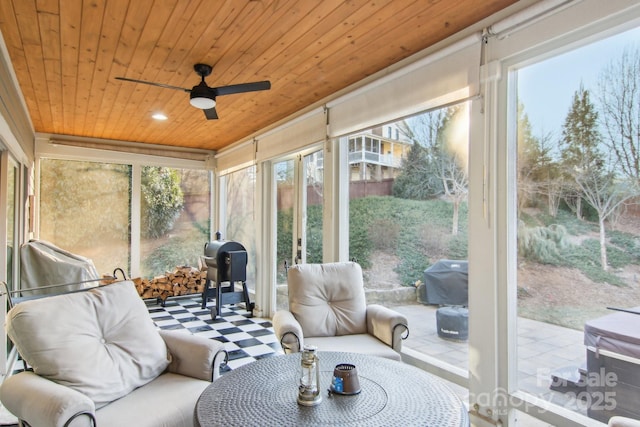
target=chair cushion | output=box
[6,281,170,408]
[305,335,402,361]
[96,373,210,427]
[287,262,367,337]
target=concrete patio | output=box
[280,284,592,419]
[393,303,588,417]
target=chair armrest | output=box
[0,371,96,427]
[366,304,409,351]
[609,417,640,427]
[159,329,228,381]
[272,310,303,353]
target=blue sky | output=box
[517,26,640,141]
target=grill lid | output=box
[203,233,248,282]
[204,240,246,268]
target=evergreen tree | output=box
[392,141,440,199]
[560,85,603,170]
[559,85,603,219]
[517,101,561,215]
[518,101,545,209]
[393,112,444,200]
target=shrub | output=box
[562,239,626,286]
[545,209,597,235]
[396,238,429,285]
[369,218,400,251]
[609,231,640,264]
[276,207,294,282]
[417,226,451,259]
[141,167,184,239]
[306,204,323,263]
[518,222,568,264]
[448,231,469,259]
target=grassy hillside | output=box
[342,196,640,329]
[347,196,468,285]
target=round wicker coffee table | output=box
[196,351,468,427]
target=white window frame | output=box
[474,1,640,426]
[0,151,26,376]
[34,138,212,278]
[216,164,262,312]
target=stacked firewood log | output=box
[102,266,207,302]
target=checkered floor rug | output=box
[147,296,284,373]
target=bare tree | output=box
[541,176,564,217]
[607,202,627,232]
[596,46,640,183]
[395,105,469,235]
[437,105,469,235]
[574,167,638,270]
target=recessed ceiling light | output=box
[152,112,167,121]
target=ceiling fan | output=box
[115,63,271,120]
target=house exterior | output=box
[347,125,411,182]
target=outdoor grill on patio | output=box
[418,260,469,341]
[419,259,468,306]
[201,233,254,319]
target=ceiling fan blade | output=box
[203,107,218,120]
[214,81,271,96]
[115,76,190,92]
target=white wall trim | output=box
[35,137,208,169]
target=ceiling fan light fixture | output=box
[189,96,216,109]
[116,63,270,120]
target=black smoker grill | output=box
[202,233,254,319]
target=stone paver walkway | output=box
[394,303,588,417]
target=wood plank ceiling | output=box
[0,0,519,152]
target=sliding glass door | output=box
[274,149,323,310]
[1,152,24,375]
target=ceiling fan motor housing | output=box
[190,83,216,109]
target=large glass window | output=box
[223,166,257,292]
[39,159,211,279]
[274,149,324,311]
[275,159,295,285]
[304,151,323,263]
[3,156,19,369]
[514,26,640,422]
[140,167,211,277]
[6,160,16,290]
[39,159,131,275]
[348,103,470,370]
